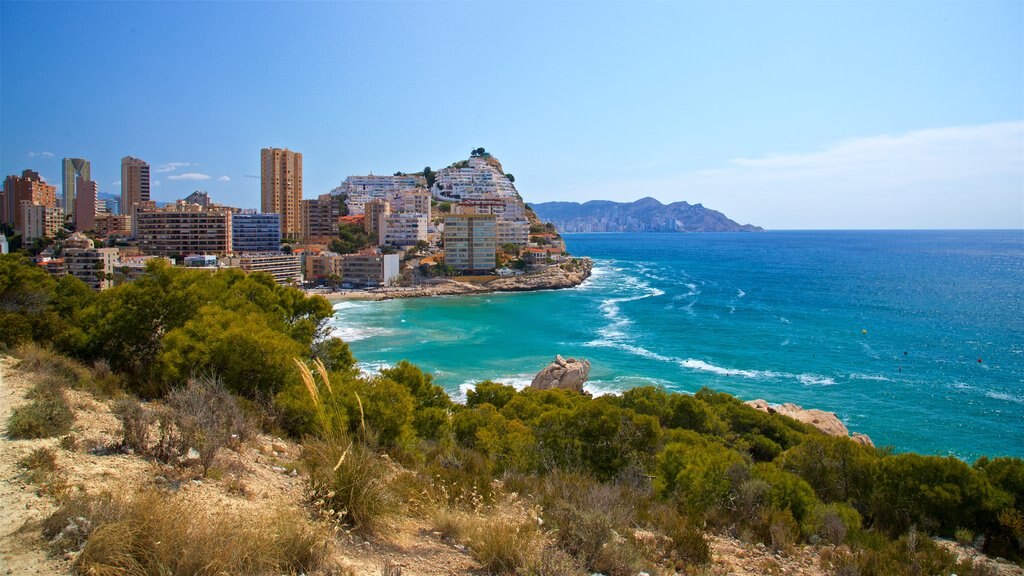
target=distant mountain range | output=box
[530,197,762,233]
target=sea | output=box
[330,231,1024,461]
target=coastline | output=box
[319,257,594,302]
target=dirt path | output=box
[0,355,68,575]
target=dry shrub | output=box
[305,436,399,534]
[163,375,248,473]
[591,539,650,576]
[15,343,92,389]
[45,490,327,575]
[463,516,542,575]
[58,433,80,451]
[111,397,153,453]
[7,380,74,439]
[18,447,68,498]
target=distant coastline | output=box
[320,257,593,302]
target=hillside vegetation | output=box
[2,252,1023,575]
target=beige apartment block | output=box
[302,194,342,244]
[121,156,150,212]
[21,203,65,242]
[261,148,302,240]
[340,248,399,287]
[65,247,119,290]
[136,203,233,256]
[305,251,342,282]
[224,253,302,285]
[363,199,390,239]
[95,214,132,238]
[443,213,497,273]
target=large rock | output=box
[745,399,874,447]
[530,355,591,393]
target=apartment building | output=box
[433,157,518,201]
[301,194,341,244]
[340,248,400,287]
[336,174,426,215]
[94,214,132,238]
[363,199,390,238]
[65,246,120,290]
[304,250,342,282]
[21,203,65,242]
[136,203,233,256]
[3,170,57,232]
[261,148,302,239]
[73,177,100,231]
[121,156,150,213]
[443,213,497,273]
[232,212,280,253]
[380,213,428,248]
[223,253,302,285]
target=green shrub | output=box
[7,381,74,439]
[803,502,861,545]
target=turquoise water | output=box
[331,231,1024,460]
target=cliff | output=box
[530,197,762,233]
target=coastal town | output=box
[0,148,590,295]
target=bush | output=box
[14,343,92,389]
[164,375,247,473]
[464,517,541,575]
[45,491,326,574]
[7,381,74,439]
[304,436,399,534]
[804,502,861,545]
[111,396,153,453]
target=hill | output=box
[530,197,763,233]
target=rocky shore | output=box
[745,399,874,446]
[323,257,593,302]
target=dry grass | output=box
[17,446,69,498]
[7,379,75,439]
[304,436,399,535]
[44,490,328,575]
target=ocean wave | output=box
[678,358,780,379]
[332,301,367,312]
[985,391,1024,405]
[331,324,397,342]
[737,288,746,298]
[849,373,892,382]
[356,361,393,378]
[797,374,836,386]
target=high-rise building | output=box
[301,194,341,244]
[121,156,150,212]
[443,213,497,273]
[3,170,57,232]
[62,158,91,219]
[260,148,302,239]
[363,199,390,239]
[73,177,99,232]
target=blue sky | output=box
[2,1,1022,229]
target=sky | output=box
[2,1,1022,230]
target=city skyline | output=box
[2,1,1021,229]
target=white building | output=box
[432,156,518,202]
[380,213,428,248]
[334,174,426,215]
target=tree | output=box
[422,167,436,189]
[0,254,62,346]
[330,223,373,255]
[505,173,515,183]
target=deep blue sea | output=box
[331,231,1024,461]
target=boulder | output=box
[745,399,874,446]
[531,356,591,393]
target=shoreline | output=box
[318,257,594,302]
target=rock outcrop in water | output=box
[745,399,874,446]
[531,355,591,393]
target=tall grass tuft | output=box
[45,490,328,575]
[7,379,74,439]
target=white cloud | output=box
[167,172,211,181]
[154,162,193,173]
[113,180,121,187]
[28,151,54,158]
[562,121,1024,229]
[152,180,161,187]
[217,176,231,182]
